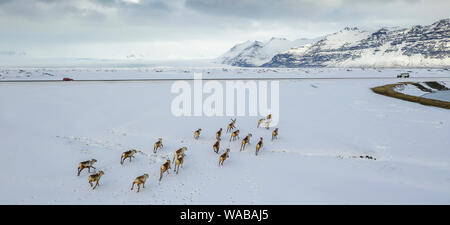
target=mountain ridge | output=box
[218,19,450,68]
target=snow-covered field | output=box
[1,67,449,81]
[1,69,450,204]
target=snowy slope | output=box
[264,19,450,68]
[1,73,450,204]
[217,37,315,67]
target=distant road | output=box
[1,76,450,83]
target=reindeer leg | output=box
[131,182,134,190]
[137,184,140,192]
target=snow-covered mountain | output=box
[263,19,450,68]
[217,37,316,67]
[219,19,450,68]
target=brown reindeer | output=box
[77,159,97,176]
[174,153,185,174]
[159,160,171,181]
[172,147,187,163]
[265,120,271,129]
[194,128,202,140]
[154,138,163,153]
[229,129,240,141]
[226,118,236,133]
[266,114,272,120]
[272,128,279,141]
[216,128,223,140]
[88,171,104,190]
[257,118,265,128]
[131,174,149,192]
[255,137,263,156]
[120,149,137,165]
[213,138,221,154]
[240,133,252,151]
[219,148,230,166]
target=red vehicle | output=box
[62,77,74,81]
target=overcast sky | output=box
[0,0,448,61]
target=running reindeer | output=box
[230,129,240,141]
[219,148,230,166]
[272,128,279,141]
[255,137,263,156]
[213,138,221,154]
[264,120,271,129]
[77,159,97,176]
[131,174,149,192]
[257,114,272,129]
[194,128,202,140]
[88,171,104,190]
[257,118,265,128]
[174,153,185,174]
[120,149,137,165]
[240,133,252,151]
[159,159,171,181]
[216,128,223,140]
[172,147,187,163]
[154,138,163,153]
[226,118,237,133]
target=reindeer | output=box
[272,128,279,141]
[226,118,236,133]
[77,159,97,176]
[194,128,202,140]
[265,120,271,129]
[255,137,263,156]
[240,133,252,151]
[88,171,104,190]
[265,114,273,129]
[131,174,149,192]
[257,118,265,128]
[216,128,223,140]
[213,138,221,154]
[219,148,230,166]
[153,138,163,153]
[230,129,240,141]
[174,153,185,174]
[172,147,187,163]
[120,149,137,165]
[159,160,171,181]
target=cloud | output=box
[0,0,448,62]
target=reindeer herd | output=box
[76,114,279,192]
